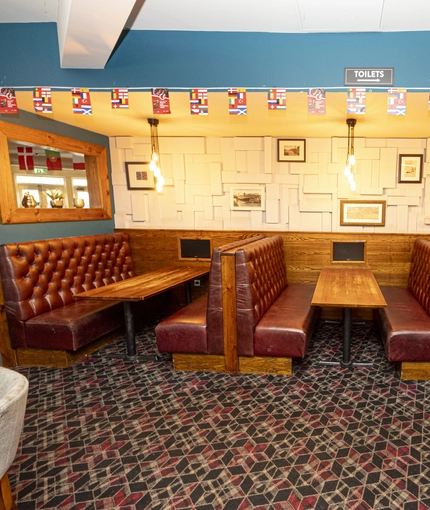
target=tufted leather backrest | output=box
[0,233,134,347]
[408,238,430,315]
[206,236,266,353]
[234,235,287,356]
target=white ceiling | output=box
[2,0,430,68]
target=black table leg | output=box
[105,301,159,362]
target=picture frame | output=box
[277,139,306,163]
[230,186,265,211]
[398,154,423,183]
[340,200,386,227]
[125,162,155,190]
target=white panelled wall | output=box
[110,135,430,232]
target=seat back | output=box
[206,236,266,353]
[234,235,287,355]
[408,238,430,315]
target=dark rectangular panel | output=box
[180,239,211,259]
[333,241,365,262]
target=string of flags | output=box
[0,86,415,117]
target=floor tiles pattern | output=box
[7,319,430,509]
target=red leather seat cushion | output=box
[155,295,208,354]
[377,286,430,362]
[253,284,318,358]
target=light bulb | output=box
[348,173,354,184]
[350,181,357,191]
[156,181,163,192]
[153,166,161,178]
[157,175,165,186]
[149,160,157,172]
[151,151,159,162]
[349,154,356,166]
[344,165,351,177]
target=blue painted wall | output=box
[1,23,430,89]
[0,110,114,244]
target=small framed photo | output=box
[277,139,306,162]
[231,186,265,211]
[125,162,155,190]
[340,200,386,227]
[398,154,423,183]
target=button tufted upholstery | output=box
[377,238,430,361]
[234,235,318,358]
[0,233,134,351]
[155,236,266,354]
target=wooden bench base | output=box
[400,361,430,380]
[172,353,292,375]
[13,328,123,368]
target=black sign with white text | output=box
[344,68,394,86]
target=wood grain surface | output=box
[311,267,387,308]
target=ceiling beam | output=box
[57,0,137,69]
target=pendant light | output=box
[344,118,357,192]
[148,118,164,192]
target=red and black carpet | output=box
[9,319,430,509]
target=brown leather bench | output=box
[0,233,135,366]
[231,235,319,374]
[376,238,430,380]
[155,236,266,372]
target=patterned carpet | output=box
[8,319,430,509]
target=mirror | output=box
[0,120,112,224]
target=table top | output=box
[74,265,210,302]
[311,267,387,309]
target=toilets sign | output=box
[344,68,394,86]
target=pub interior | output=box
[1,2,430,508]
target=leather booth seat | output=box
[0,233,134,352]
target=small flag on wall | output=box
[152,88,171,114]
[45,150,62,171]
[72,154,86,171]
[0,88,18,114]
[71,88,92,115]
[388,88,406,115]
[111,88,129,109]
[17,146,34,171]
[308,89,326,115]
[347,88,366,114]
[190,89,208,115]
[228,88,247,115]
[33,87,52,113]
[268,89,286,110]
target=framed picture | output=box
[340,200,386,227]
[398,154,423,183]
[125,162,155,190]
[277,139,306,162]
[230,186,265,211]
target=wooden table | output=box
[75,265,210,361]
[311,267,387,368]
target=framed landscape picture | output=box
[398,154,423,183]
[230,186,265,211]
[277,139,306,162]
[340,200,386,227]
[125,162,155,190]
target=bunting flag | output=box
[33,87,52,113]
[228,88,247,115]
[71,88,92,115]
[347,88,366,114]
[17,146,34,171]
[308,88,326,115]
[45,149,62,171]
[72,154,86,171]
[190,89,208,115]
[0,88,18,114]
[387,88,407,115]
[111,88,129,109]
[268,88,286,110]
[152,88,171,114]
